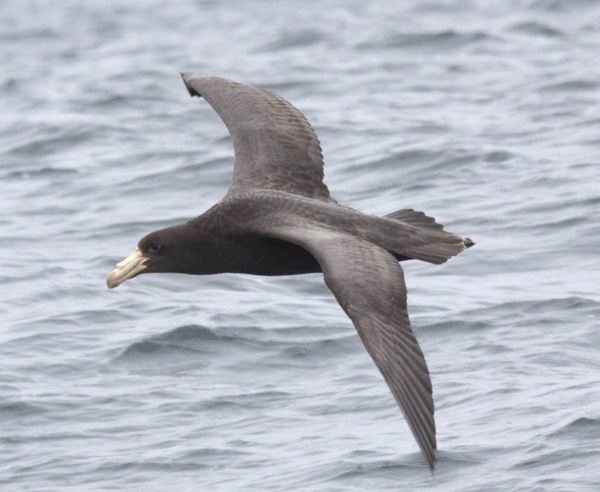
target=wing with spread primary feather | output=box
[181,73,330,201]
[251,223,437,469]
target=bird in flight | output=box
[107,73,474,470]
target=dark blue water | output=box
[2,1,600,490]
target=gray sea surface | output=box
[2,0,600,490]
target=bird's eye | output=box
[148,243,162,254]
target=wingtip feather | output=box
[427,448,437,473]
[180,71,202,97]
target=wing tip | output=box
[426,448,437,473]
[416,428,437,472]
[180,71,202,97]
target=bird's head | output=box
[106,230,169,289]
[106,225,201,289]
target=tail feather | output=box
[385,208,445,231]
[383,208,473,264]
[403,233,466,264]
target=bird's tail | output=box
[385,208,445,230]
[383,208,474,264]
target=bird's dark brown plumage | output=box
[107,73,474,471]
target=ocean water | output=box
[2,0,600,490]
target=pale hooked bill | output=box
[106,248,148,289]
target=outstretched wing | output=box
[251,223,437,469]
[181,73,330,201]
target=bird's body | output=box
[107,73,474,470]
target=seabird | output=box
[107,73,474,470]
